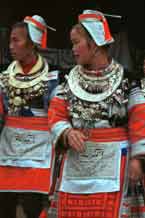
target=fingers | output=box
[129,158,143,184]
[67,129,87,152]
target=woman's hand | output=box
[129,158,144,185]
[65,129,88,152]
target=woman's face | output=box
[70,27,96,66]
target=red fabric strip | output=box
[129,103,145,143]
[79,13,103,21]
[48,97,69,130]
[48,98,128,142]
[5,116,48,131]
[83,127,128,142]
[0,166,50,193]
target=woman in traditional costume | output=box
[48,9,132,218]
[0,15,58,218]
[126,60,145,217]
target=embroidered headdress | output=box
[79,10,114,46]
[24,15,56,48]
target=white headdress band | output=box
[78,10,114,46]
[24,16,56,48]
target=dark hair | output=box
[71,23,93,44]
[11,22,32,42]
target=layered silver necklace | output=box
[67,59,124,102]
[64,59,128,128]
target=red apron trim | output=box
[58,155,127,218]
[0,166,50,193]
[5,116,48,131]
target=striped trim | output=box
[82,127,128,142]
[5,116,48,131]
[128,87,145,110]
[58,155,127,218]
[0,166,51,193]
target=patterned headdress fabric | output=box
[79,10,114,46]
[24,15,56,48]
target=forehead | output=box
[71,26,88,39]
[71,28,83,38]
[10,26,28,39]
